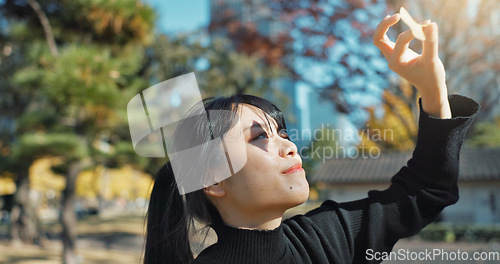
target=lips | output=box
[283,162,303,174]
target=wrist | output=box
[419,85,451,119]
[421,95,451,119]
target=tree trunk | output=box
[60,161,82,264]
[9,169,45,245]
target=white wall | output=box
[324,182,390,203]
[442,181,500,224]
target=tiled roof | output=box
[311,148,500,184]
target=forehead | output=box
[238,104,278,129]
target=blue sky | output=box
[145,0,209,33]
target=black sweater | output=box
[193,95,480,264]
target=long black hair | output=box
[144,94,287,264]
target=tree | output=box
[358,89,417,152]
[2,1,295,262]
[0,2,52,246]
[209,0,393,118]
[467,116,500,148]
[143,33,290,110]
[211,0,500,133]
[1,1,155,263]
[300,126,342,175]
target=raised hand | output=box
[373,14,451,119]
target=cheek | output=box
[233,149,278,192]
[246,147,279,175]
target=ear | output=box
[204,182,226,198]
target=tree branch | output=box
[26,0,59,57]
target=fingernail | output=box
[421,19,431,25]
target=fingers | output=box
[421,19,431,25]
[373,14,400,60]
[391,29,414,63]
[374,14,440,67]
[373,14,400,40]
[422,22,439,61]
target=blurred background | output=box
[0,0,499,263]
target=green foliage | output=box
[418,223,456,242]
[1,0,293,181]
[146,34,288,104]
[42,44,134,107]
[201,37,286,98]
[12,133,88,161]
[1,0,156,45]
[15,110,63,133]
[1,0,155,173]
[69,0,156,44]
[419,223,500,243]
[95,141,148,169]
[114,141,148,168]
[301,127,341,176]
[7,21,34,41]
[145,34,205,82]
[467,117,500,147]
[11,65,44,87]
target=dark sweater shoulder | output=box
[193,244,218,264]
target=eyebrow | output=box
[243,122,266,132]
[243,121,279,133]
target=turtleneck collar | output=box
[203,220,290,263]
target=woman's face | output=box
[218,103,309,214]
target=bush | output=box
[418,223,500,243]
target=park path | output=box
[76,229,500,264]
[1,210,498,264]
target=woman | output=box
[144,14,479,263]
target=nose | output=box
[278,136,298,158]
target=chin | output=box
[288,180,310,207]
[298,184,310,203]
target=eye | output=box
[279,129,290,140]
[254,132,269,140]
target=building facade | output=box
[311,148,500,224]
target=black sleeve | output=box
[286,95,479,263]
